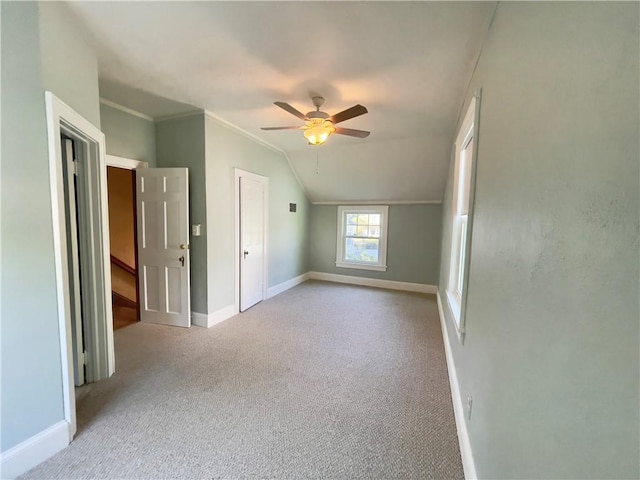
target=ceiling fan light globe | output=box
[303,120,335,146]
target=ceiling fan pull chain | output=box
[316,149,319,175]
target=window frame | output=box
[447,95,479,338]
[335,205,389,272]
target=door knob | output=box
[243,250,249,259]
[179,255,185,267]
[180,244,189,250]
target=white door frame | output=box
[106,154,149,170]
[45,92,113,440]
[234,168,269,314]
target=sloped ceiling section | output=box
[67,1,496,203]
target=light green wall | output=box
[204,116,310,312]
[156,114,208,314]
[100,104,156,165]
[439,3,639,478]
[38,2,100,128]
[0,1,101,452]
[310,204,441,285]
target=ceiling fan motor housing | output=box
[308,96,329,119]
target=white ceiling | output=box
[68,1,496,203]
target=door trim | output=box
[106,154,148,170]
[106,155,148,325]
[233,168,269,314]
[45,92,113,439]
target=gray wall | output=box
[438,3,639,478]
[100,103,156,165]
[0,1,101,452]
[205,116,310,312]
[156,114,208,314]
[310,204,441,285]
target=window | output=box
[336,205,389,272]
[447,97,477,331]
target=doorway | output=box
[107,166,139,329]
[46,92,114,439]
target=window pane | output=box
[370,226,380,237]
[347,213,358,225]
[355,226,368,236]
[345,238,379,263]
[357,214,369,225]
[346,225,357,236]
[369,214,381,226]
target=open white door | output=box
[240,174,266,311]
[136,168,191,327]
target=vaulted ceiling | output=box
[67,1,496,203]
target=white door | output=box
[136,168,191,327]
[240,175,266,311]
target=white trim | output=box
[0,421,71,479]
[105,154,149,170]
[437,291,477,480]
[234,169,269,314]
[266,272,310,299]
[205,110,282,155]
[99,98,154,122]
[154,110,204,123]
[336,205,389,272]
[309,271,437,294]
[191,304,236,328]
[46,92,115,439]
[313,200,442,205]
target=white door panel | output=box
[240,176,265,311]
[137,168,191,327]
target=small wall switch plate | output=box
[192,224,201,236]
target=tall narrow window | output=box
[447,97,477,331]
[336,205,389,272]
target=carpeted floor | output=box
[20,281,463,479]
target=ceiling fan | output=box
[261,96,370,146]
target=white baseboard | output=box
[437,291,477,480]
[309,271,437,294]
[267,272,310,299]
[191,304,236,328]
[0,421,70,479]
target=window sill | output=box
[335,261,387,272]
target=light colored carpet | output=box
[21,280,463,479]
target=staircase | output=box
[111,255,137,328]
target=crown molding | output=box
[99,98,154,122]
[154,110,204,123]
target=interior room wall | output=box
[155,114,208,315]
[204,115,310,313]
[309,204,442,286]
[100,103,156,165]
[438,3,639,478]
[1,1,101,452]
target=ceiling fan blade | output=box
[261,126,301,130]
[330,104,368,124]
[274,102,308,120]
[334,127,370,138]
